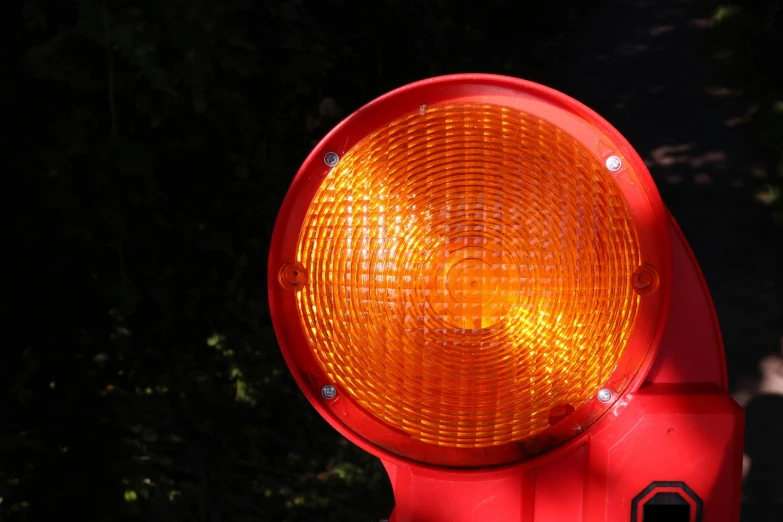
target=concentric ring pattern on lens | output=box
[295,103,642,448]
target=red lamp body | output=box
[268,74,744,522]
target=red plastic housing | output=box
[267,74,744,521]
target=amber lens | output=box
[296,103,642,448]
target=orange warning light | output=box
[269,75,671,467]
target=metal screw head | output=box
[605,155,622,172]
[597,388,613,403]
[324,152,339,167]
[321,385,337,400]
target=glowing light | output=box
[295,103,642,447]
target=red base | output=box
[385,385,742,522]
[382,217,744,521]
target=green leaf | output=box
[713,5,742,24]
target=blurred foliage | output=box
[4,0,598,520]
[710,0,783,223]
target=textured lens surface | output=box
[296,103,642,448]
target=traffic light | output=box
[268,74,744,521]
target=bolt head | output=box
[324,152,339,167]
[321,385,337,400]
[605,155,622,172]
[597,388,613,403]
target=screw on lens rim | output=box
[324,152,340,167]
[605,155,622,172]
[597,388,613,403]
[321,385,337,400]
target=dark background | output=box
[4,0,781,521]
